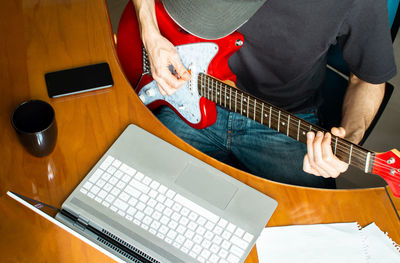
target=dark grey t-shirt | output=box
[228,0,397,113]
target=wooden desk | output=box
[0,0,399,262]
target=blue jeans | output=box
[155,106,335,188]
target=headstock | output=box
[372,149,400,197]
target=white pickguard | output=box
[137,43,218,124]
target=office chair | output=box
[319,0,400,145]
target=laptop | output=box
[8,124,277,263]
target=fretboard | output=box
[198,73,374,173]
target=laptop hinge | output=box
[59,208,89,231]
[75,215,90,231]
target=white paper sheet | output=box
[256,222,400,263]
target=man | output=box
[132,0,396,188]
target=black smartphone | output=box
[45,62,113,98]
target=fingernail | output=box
[317,131,323,137]
[307,132,314,139]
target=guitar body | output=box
[117,1,243,129]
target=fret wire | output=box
[253,98,256,120]
[207,77,210,101]
[203,75,206,97]
[200,75,203,96]
[277,111,281,132]
[216,81,218,104]
[348,144,353,164]
[287,115,290,136]
[220,83,222,104]
[229,87,232,110]
[334,137,338,155]
[211,77,213,102]
[241,93,243,115]
[203,75,205,97]
[269,106,272,128]
[247,95,250,118]
[215,80,218,103]
[219,82,222,105]
[261,103,264,125]
[214,78,216,103]
[224,83,227,108]
[200,78,370,161]
[202,75,205,97]
[210,78,214,101]
[235,90,238,113]
[297,119,301,141]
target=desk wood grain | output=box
[0,0,399,262]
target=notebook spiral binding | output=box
[384,231,400,253]
[358,223,370,262]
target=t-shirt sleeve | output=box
[338,0,397,84]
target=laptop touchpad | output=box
[175,163,238,210]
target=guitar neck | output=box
[198,73,375,173]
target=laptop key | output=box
[98,190,107,199]
[227,254,240,263]
[130,179,149,194]
[230,245,244,258]
[174,194,219,223]
[89,169,103,183]
[114,199,128,211]
[100,156,114,170]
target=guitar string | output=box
[199,78,369,161]
[198,76,400,174]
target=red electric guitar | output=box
[116,1,400,197]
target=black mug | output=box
[11,100,58,157]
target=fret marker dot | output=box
[264,114,268,117]
[302,132,306,135]
[282,122,285,126]
[243,110,246,113]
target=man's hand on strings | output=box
[145,34,190,96]
[303,127,349,178]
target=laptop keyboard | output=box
[79,155,254,263]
